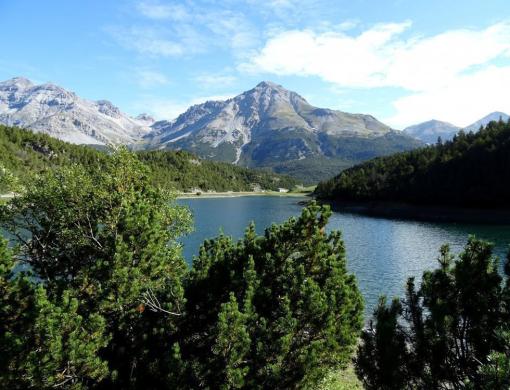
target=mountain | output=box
[403,112,510,144]
[144,81,422,183]
[0,124,298,193]
[463,111,509,133]
[0,77,151,145]
[403,120,460,144]
[315,119,510,209]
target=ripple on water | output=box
[179,197,510,315]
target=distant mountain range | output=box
[142,81,423,182]
[0,77,424,182]
[316,117,510,216]
[0,77,152,145]
[4,76,505,183]
[404,112,510,144]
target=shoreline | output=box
[176,191,311,199]
[318,199,510,225]
[1,192,311,201]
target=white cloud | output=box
[194,73,237,87]
[239,22,412,87]
[386,65,510,128]
[136,70,170,88]
[241,21,510,126]
[110,3,259,58]
[108,27,184,57]
[136,1,190,21]
[204,11,259,51]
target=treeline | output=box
[137,150,297,192]
[315,119,510,207]
[0,125,298,193]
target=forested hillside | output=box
[0,125,298,193]
[315,119,510,208]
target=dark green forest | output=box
[0,125,298,193]
[315,119,510,208]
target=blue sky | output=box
[1,0,510,128]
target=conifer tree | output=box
[175,202,364,389]
[356,237,510,389]
[0,149,192,388]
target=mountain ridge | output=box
[404,112,510,144]
[142,80,422,182]
[0,77,425,182]
[0,77,151,145]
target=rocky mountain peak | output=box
[96,100,121,117]
[255,80,282,89]
[0,77,151,145]
[1,77,34,90]
[143,80,405,173]
[249,81,306,100]
[136,113,155,122]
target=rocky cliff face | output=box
[0,77,151,145]
[143,81,418,174]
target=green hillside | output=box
[0,125,298,193]
[315,119,510,208]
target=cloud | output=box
[108,1,259,59]
[136,1,190,21]
[108,27,185,57]
[194,73,237,87]
[239,21,412,87]
[204,10,259,52]
[241,21,510,127]
[385,65,510,128]
[136,70,170,88]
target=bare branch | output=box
[141,288,181,316]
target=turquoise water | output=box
[178,196,510,315]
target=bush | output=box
[356,237,510,389]
[174,202,364,389]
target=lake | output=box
[178,196,510,315]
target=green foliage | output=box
[270,156,355,185]
[0,148,192,388]
[0,149,361,389]
[476,330,510,389]
[356,237,510,389]
[0,125,298,193]
[212,293,251,389]
[0,238,36,388]
[25,287,110,389]
[316,119,510,207]
[0,238,109,389]
[317,365,363,390]
[175,202,364,389]
[138,149,298,192]
[239,131,422,184]
[355,297,409,390]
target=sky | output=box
[1,0,510,128]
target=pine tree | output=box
[176,202,364,388]
[356,237,510,389]
[0,149,192,388]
